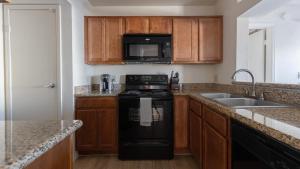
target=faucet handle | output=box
[242,88,249,96]
[259,91,271,100]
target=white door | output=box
[248,29,266,83]
[4,5,61,120]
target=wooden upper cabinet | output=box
[84,16,223,64]
[199,17,223,63]
[149,17,172,34]
[105,17,124,63]
[174,96,190,154]
[173,18,199,63]
[85,17,105,64]
[125,17,149,34]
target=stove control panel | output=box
[126,75,169,85]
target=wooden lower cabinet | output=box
[75,97,117,154]
[25,136,73,169]
[203,122,227,169]
[174,96,190,154]
[76,109,98,150]
[98,108,117,152]
[189,110,202,166]
[189,99,230,169]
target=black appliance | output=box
[123,34,172,64]
[118,75,173,160]
[232,119,300,169]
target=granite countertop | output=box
[74,87,300,150]
[75,90,121,97]
[0,120,82,169]
[188,92,300,151]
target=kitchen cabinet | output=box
[149,17,172,34]
[189,99,230,169]
[85,16,223,65]
[75,97,118,154]
[105,17,124,63]
[203,123,227,169]
[85,17,105,64]
[25,136,73,169]
[125,17,149,34]
[173,16,223,64]
[174,96,189,154]
[203,105,229,169]
[98,108,117,152]
[76,109,98,150]
[85,17,124,64]
[190,109,202,166]
[173,17,199,63]
[199,17,223,63]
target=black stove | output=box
[118,75,174,160]
[120,90,172,98]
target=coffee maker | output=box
[101,74,113,92]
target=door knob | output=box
[44,83,56,88]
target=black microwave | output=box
[123,34,172,64]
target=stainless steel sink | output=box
[200,93,242,99]
[214,98,289,108]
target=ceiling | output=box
[258,1,300,21]
[88,0,217,6]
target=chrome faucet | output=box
[231,69,256,97]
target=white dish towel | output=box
[140,97,152,127]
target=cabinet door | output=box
[76,110,98,151]
[203,122,227,169]
[190,110,202,166]
[199,17,223,63]
[125,17,149,33]
[173,18,198,63]
[174,96,189,154]
[105,17,124,63]
[98,109,117,153]
[85,17,105,64]
[149,17,172,34]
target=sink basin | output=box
[200,93,242,99]
[214,98,289,108]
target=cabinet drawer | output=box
[203,106,227,136]
[76,97,117,109]
[190,99,202,116]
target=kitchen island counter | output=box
[0,120,82,169]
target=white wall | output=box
[273,22,300,84]
[215,0,261,84]
[71,4,218,86]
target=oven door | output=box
[119,97,173,141]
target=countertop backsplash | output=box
[74,83,300,106]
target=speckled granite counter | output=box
[75,90,121,97]
[0,120,82,169]
[74,84,300,151]
[187,92,300,151]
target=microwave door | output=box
[127,44,161,62]
[129,44,159,57]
